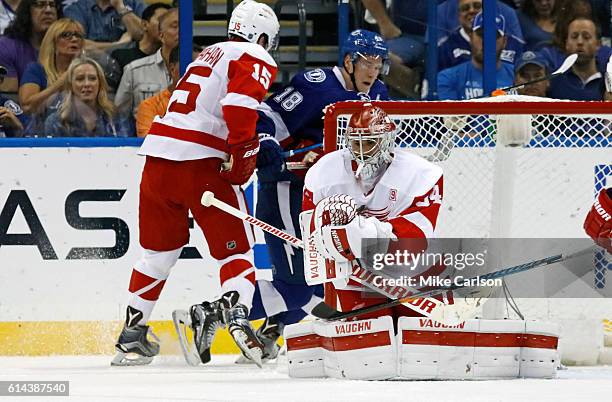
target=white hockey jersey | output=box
[139,41,277,161]
[303,148,443,239]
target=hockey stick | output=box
[493,53,578,95]
[201,191,304,248]
[282,143,322,158]
[201,191,462,323]
[311,244,598,321]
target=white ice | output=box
[1,355,611,402]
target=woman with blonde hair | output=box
[19,17,84,115]
[44,57,130,137]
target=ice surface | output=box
[0,355,611,402]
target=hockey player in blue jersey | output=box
[243,29,391,362]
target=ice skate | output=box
[111,324,160,366]
[221,291,265,368]
[235,315,284,364]
[173,300,224,366]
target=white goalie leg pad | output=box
[519,321,560,379]
[285,321,325,378]
[398,318,560,380]
[318,316,396,380]
[398,317,481,379]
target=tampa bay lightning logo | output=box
[3,99,23,115]
[357,92,371,101]
[304,68,326,83]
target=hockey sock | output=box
[220,258,256,309]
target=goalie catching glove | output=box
[584,187,612,253]
[220,136,260,185]
[310,195,397,263]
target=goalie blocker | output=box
[285,316,560,380]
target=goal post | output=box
[322,95,612,365]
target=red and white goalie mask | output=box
[345,103,396,179]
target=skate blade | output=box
[231,329,263,368]
[110,351,153,366]
[234,354,275,365]
[172,309,202,366]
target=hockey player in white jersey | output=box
[112,0,280,366]
[302,102,444,319]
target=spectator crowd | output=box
[0,0,180,137]
[362,0,611,101]
[0,0,610,138]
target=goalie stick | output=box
[199,191,463,324]
[311,244,598,321]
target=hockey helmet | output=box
[228,0,280,51]
[340,29,390,75]
[345,103,396,179]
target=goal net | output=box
[323,95,612,365]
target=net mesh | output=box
[324,95,612,364]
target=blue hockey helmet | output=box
[340,29,390,75]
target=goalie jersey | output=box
[256,66,388,145]
[303,148,444,241]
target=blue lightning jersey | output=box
[438,27,524,72]
[437,61,515,100]
[256,66,388,146]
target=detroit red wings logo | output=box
[361,206,390,221]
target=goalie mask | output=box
[228,0,280,51]
[346,103,396,179]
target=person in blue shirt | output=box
[516,0,559,51]
[548,16,606,101]
[438,12,515,100]
[0,65,29,137]
[437,0,524,45]
[438,0,523,71]
[64,0,146,49]
[242,29,390,363]
[362,0,444,67]
[538,7,612,78]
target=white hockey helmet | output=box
[345,103,396,179]
[228,0,280,51]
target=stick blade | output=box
[554,53,578,74]
[311,302,344,320]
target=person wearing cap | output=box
[438,0,524,71]
[0,65,29,137]
[436,0,524,44]
[437,12,515,100]
[514,50,549,97]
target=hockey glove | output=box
[584,188,612,253]
[314,215,397,263]
[220,136,260,185]
[256,134,285,180]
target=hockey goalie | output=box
[284,103,561,380]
